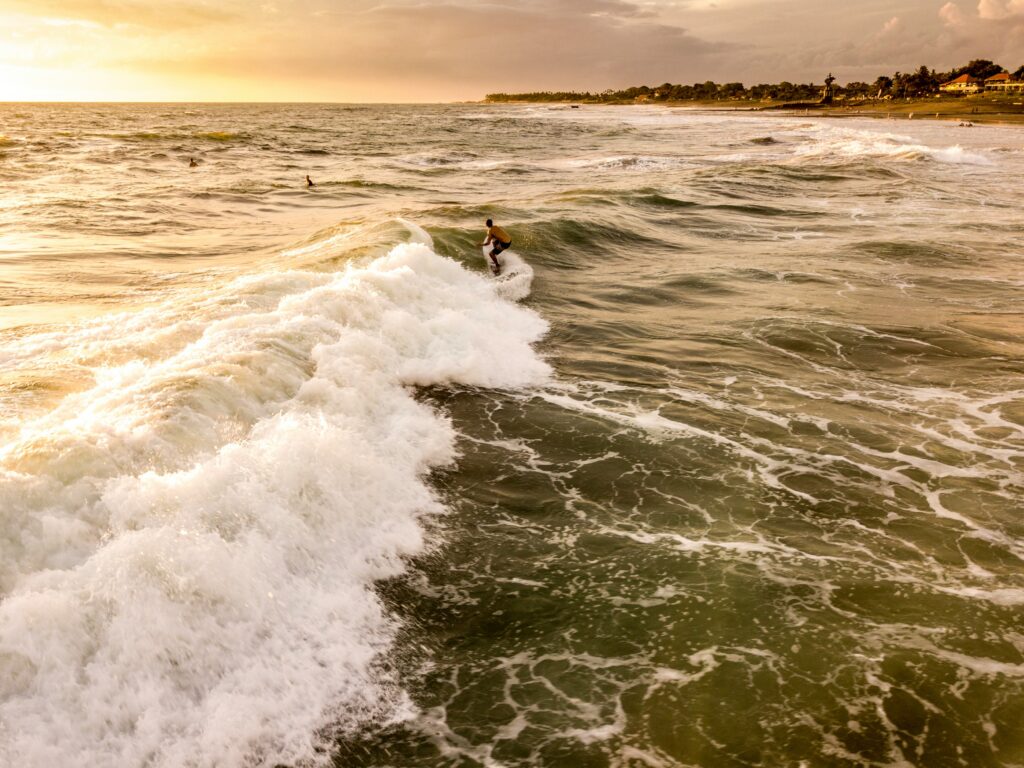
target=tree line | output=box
[486,59,1024,103]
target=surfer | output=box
[306,174,315,187]
[189,157,198,168]
[480,219,511,275]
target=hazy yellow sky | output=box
[1,0,1022,102]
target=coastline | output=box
[484,97,1024,126]
[717,98,1024,126]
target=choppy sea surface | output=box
[0,103,1022,768]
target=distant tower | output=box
[821,73,836,104]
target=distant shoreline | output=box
[484,98,1024,126]
[722,98,1024,126]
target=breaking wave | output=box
[0,227,549,767]
[794,127,992,165]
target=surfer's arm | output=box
[479,233,494,246]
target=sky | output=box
[0,0,1022,101]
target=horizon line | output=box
[0,100,483,105]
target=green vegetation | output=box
[486,59,1024,103]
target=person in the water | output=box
[306,175,314,187]
[189,158,198,168]
[480,219,511,274]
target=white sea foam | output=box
[396,150,479,167]
[560,155,686,171]
[794,126,992,165]
[0,231,550,767]
[491,250,535,301]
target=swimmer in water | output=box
[189,158,198,168]
[306,175,314,187]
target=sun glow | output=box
[2,61,136,102]
[0,11,132,101]
[0,7,274,102]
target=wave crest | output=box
[0,231,549,767]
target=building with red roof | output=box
[984,72,1024,92]
[940,74,983,94]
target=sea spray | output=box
[0,235,549,767]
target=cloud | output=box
[3,0,238,29]
[939,2,966,26]
[4,0,1023,101]
[881,16,902,34]
[977,0,1024,19]
[131,0,729,98]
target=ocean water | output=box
[0,103,1022,768]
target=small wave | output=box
[795,127,992,166]
[195,131,243,142]
[399,150,479,167]
[630,192,697,209]
[927,145,991,164]
[100,130,245,144]
[119,131,165,141]
[562,155,684,171]
[332,179,418,191]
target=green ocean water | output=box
[0,104,1021,767]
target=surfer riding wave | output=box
[480,219,511,275]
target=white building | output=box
[984,73,1024,92]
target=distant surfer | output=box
[189,157,198,168]
[306,174,315,187]
[480,219,511,275]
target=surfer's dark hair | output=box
[486,219,493,227]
